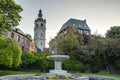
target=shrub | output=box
[20,51,36,69]
[20,52,54,72]
[115,59,120,70]
[90,67,100,73]
[63,59,86,72]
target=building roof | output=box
[12,27,24,35]
[59,18,91,33]
[12,28,32,41]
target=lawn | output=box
[73,73,120,78]
[0,70,42,76]
[0,70,120,78]
[86,73,120,78]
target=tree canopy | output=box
[106,26,120,38]
[0,0,23,35]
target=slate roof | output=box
[59,18,91,33]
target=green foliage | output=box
[33,53,54,71]
[56,32,79,55]
[49,39,56,51]
[106,26,120,38]
[20,52,54,72]
[25,34,32,40]
[20,51,36,69]
[0,37,22,68]
[63,59,86,72]
[0,0,23,35]
[115,59,120,70]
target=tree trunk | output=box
[108,64,117,73]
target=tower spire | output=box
[38,9,43,17]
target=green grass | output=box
[0,70,120,79]
[73,73,120,78]
[0,70,43,76]
[86,73,120,78]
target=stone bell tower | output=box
[34,9,46,52]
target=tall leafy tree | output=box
[0,0,23,35]
[56,32,79,57]
[0,37,22,68]
[104,38,120,73]
[106,26,120,38]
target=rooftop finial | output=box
[38,9,42,17]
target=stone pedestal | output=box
[46,55,71,76]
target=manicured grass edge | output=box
[0,70,42,76]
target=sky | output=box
[14,0,120,47]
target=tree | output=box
[103,38,120,73]
[49,39,56,53]
[20,51,36,69]
[56,32,79,56]
[25,34,32,40]
[0,0,23,35]
[0,37,22,68]
[106,26,120,38]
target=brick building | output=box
[4,28,36,52]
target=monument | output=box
[46,55,71,76]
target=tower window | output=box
[41,33,42,37]
[35,24,38,27]
[35,32,37,37]
[41,23,43,26]
[41,42,42,45]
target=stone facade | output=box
[34,9,46,52]
[4,28,36,52]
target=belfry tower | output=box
[34,9,46,52]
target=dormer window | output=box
[73,24,75,26]
[86,31,89,35]
[64,30,67,35]
[79,25,81,27]
[78,29,83,34]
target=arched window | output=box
[41,33,42,37]
[35,24,38,27]
[41,23,43,27]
